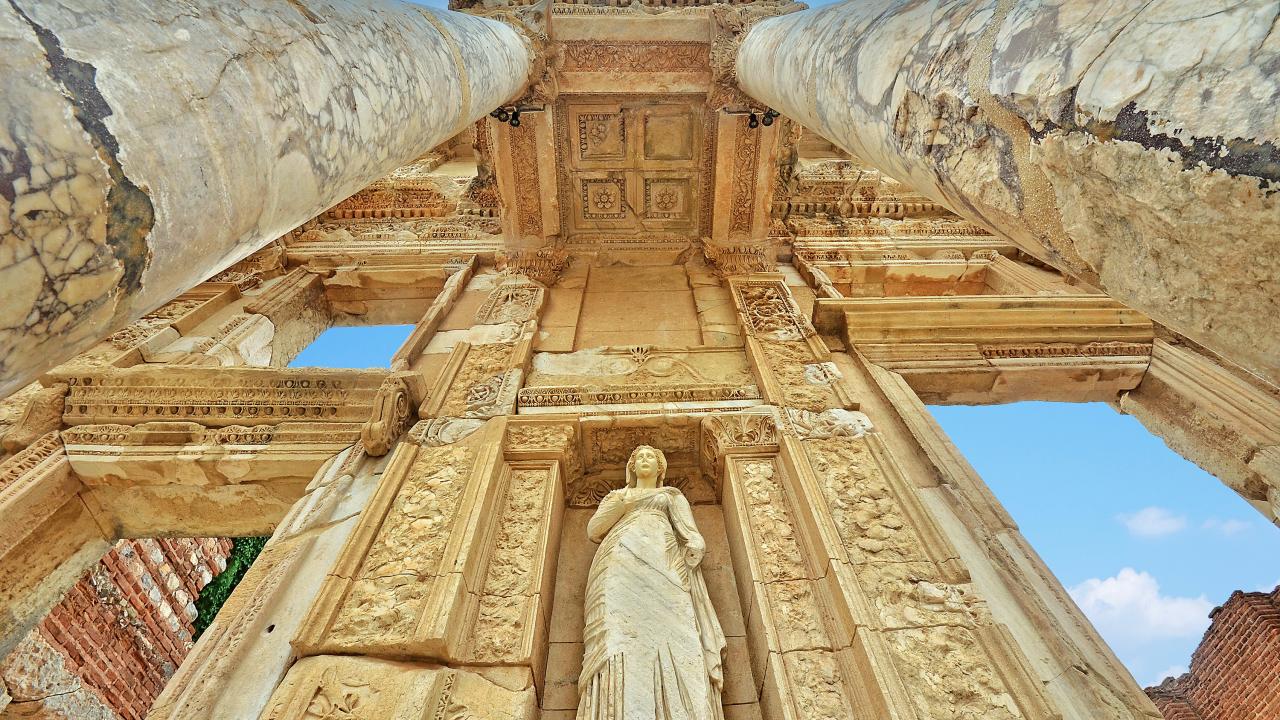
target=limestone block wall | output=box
[1145,586,1280,720]
[0,537,232,719]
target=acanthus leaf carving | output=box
[496,247,570,287]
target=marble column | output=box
[0,0,531,397]
[737,0,1280,386]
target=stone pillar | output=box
[737,0,1280,386]
[0,0,532,397]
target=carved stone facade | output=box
[0,3,1275,720]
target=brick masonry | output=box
[0,538,232,720]
[1146,585,1280,720]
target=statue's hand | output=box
[684,533,706,567]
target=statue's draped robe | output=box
[578,486,726,720]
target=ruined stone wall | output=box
[0,538,232,719]
[1146,586,1280,720]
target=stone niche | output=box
[539,413,762,719]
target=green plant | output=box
[192,536,268,639]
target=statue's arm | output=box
[669,492,706,566]
[587,491,626,543]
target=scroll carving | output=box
[733,279,813,338]
[360,375,419,457]
[562,41,710,73]
[805,437,928,563]
[729,125,760,235]
[509,120,544,238]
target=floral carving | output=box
[587,122,610,145]
[784,408,873,439]
[509,115,543,237]
[504,422,576,453]
[474,281,543,325]
[654,188,678,211]
[730,125,760,234]
[327,445,475,645]
[805,437,927,563]
[472,468,551,662]
[305,668,375,720]
[734,281,813,341]
[562,41,709,72]
[592,186,616,210]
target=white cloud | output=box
[1117,507,1187,538]
[1202,517,1251,536]
[1070,568,1212,641]
[1149,665,1188,686]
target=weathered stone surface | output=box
[738,0,1280,385]
[0,0,531,396]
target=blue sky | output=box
[293,328,1278,686]
[930,402,1280,686]
[289,325,414,368]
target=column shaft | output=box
[0,0,531,396]
[737,0,1280,385]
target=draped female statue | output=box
[577,445,726,720]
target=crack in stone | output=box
[6,0,154,324]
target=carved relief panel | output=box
[558,97,706,242]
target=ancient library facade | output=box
[0,0,1277,719]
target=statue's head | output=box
[625,445,668,489]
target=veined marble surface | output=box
[0,0,530,396]
[738,0,1280,385]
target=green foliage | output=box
[192,536,268,639]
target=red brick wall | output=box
[30,538,232,720]
[1147,586,1280,720]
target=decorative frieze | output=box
[54,366,388,427]
[561,41,710,73]
[518,382,758,408]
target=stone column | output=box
[0,0,532,397]
[737,0,1280,386]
